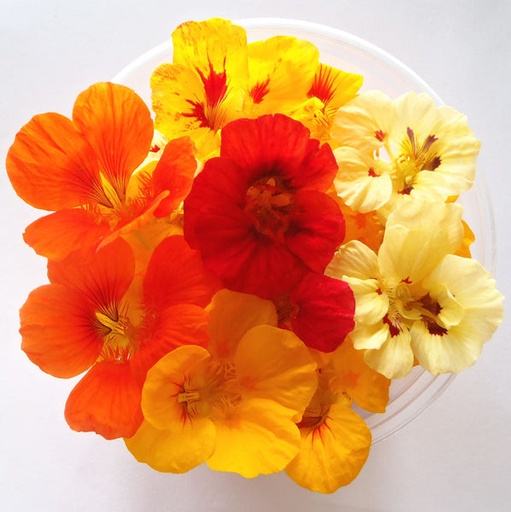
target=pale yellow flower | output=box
[331,91,480,218]
[326,199,503,378]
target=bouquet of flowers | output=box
[6,18,504,493]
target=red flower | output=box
[184,114,345,299]
[276,272,356,352]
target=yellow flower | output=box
[285,339,384,493]
[151,19,329,159]
[151,18,248,159]
[331,91,480,218]
[326,199,503,378]
[125,290,317,477]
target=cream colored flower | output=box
[326,199,503,378]
[331,91,481,218]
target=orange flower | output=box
[6,82,197,261]
[20,236,218,439]
[285,339,389,493]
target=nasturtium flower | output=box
[151,18,248,159]
[184,113,345,299]
[326,199,504,378]
[6,82,197,261]
[19,235,217,439]
[331,91,481,218]
[290,63,363,142]
[125,289,318,477]
[285,338,385,493]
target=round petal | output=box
[363,328,414,379]
[125,417,215,473]
[290,273,355,352]
[286,189,345,274]
[23,208,110,261]
[132,304,210,380]
[220,114,338,192]
[20,284,102,378]
[6,113,103,210]
[65,360,144,439]
[207,398,301,477]
[334,146,393,213]
[72,82,154,200]
[326,240,379,281]
[331,90,396,152]
[234,325,317,415]
[285,403,371,493]
[143,235,219,311]
[206,289,278,360]
[245,36,319,115]
[47,238,135,306]
[379,200,464,284]
[151,136,198,217]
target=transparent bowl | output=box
[113,18,495,445]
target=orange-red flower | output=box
[19,236,218,439]
[6,82,197,261]
[183,114,345,299]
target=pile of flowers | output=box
[6,18,504,493]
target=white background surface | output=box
[1,1,510,511]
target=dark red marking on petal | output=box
[375,130,387,142]
[182,100,209,128]
[196,60,228,108]
[308,65,336,105]
[383,314,400,337]
[249,78,271,104]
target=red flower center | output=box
[245,176,294,239]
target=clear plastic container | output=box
[113,18,495,445]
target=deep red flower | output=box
[276,272,355,352]
[184,114,345,299]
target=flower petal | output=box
[23,208,110,261]
[332,340,390,413]
[151,136,198,217]
[143,235,219,311]
[6,113,102,210]
[206,289,278,360]
[363,328,414,379]
[235,325,317,415]
[47,238,135,306]
[286,190,345,274]
[124,417,215,473]
[132,304,210,379]
[72,82,153,200]
[207,398,301,477]
[285,403,371,493]
[326,240,379,281]
[139,344,211,429]
[65,360,144,439]
[20,284,102,378]
[290,273,355,352]
[334,146,393,213]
